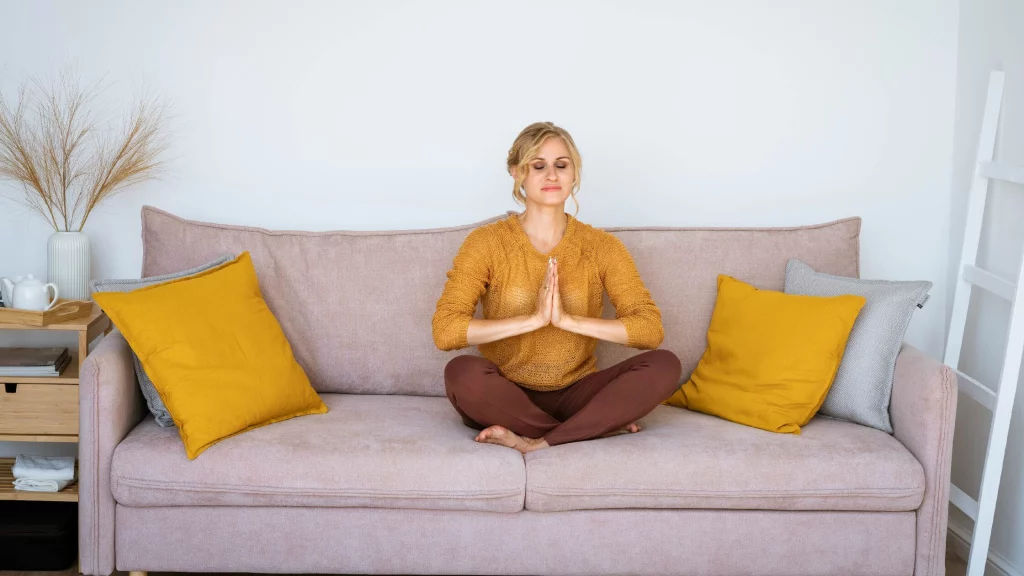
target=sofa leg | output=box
[129,571,147,576]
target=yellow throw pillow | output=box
[664,274,865,434]
[93,252,327,459]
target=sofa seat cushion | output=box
[525,406,925,512]
[111,394,525,512]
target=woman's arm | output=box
[435,231,554,350]
[467,315,546,346]
[556,315,630,346]
[432,228,493,351]
[549,259,630,345]
[586,233,664,349]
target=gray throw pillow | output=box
[784,259,932,433]
[90,254,236,427]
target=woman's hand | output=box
[531,258,555,328]
[550,258,573,329]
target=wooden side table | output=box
[0,302,111,503]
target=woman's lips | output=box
[541,186,561,191]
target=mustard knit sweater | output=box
[432,213,664,391]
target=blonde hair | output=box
[506,122,582,216]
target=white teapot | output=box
[0,275,59,311]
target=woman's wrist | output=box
[553,314,577,332]
[527,313,549,331]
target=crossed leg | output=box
[444,350,682,453]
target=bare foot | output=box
[475,425,550,454]
[519,437,550,454]
[600,422,641,438]
[475,425,523,449]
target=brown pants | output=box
[444,349,682,446]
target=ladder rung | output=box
[955,368,998,411]
[963,264,1017,302]
[978,161,1024,185]
[950,483,979,520]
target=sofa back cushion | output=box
[141,206,860,396]
[592,219,861,378]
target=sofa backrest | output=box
[140,206,860,396]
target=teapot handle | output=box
[44,283,59,311]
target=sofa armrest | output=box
[79,330,147,576]
[890,343,958,576]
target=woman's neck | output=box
[518,205,568,248]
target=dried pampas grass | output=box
[0,70,170,231]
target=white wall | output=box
[947,0,1024,573]
[0,0,959,450]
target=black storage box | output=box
[0,500,78,570]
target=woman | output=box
[432,121,682,454]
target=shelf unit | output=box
[0,302,111,503]
[0,457,78,502]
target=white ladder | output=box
[944,69,1024,576]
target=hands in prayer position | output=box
[532,257,570,330]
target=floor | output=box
[0,555,971,576]
[948,554,970,576]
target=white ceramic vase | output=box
[47,231,91,301]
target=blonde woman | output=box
[432,122,681,454]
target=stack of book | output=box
[0,347,72,377]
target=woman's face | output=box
[517,137,574,209]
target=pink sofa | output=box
[79,206,956,576]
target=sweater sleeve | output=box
[598,232,664,350]
[432,227,491,351]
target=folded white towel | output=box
[12,455,76,481]
[13,478,72,492]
